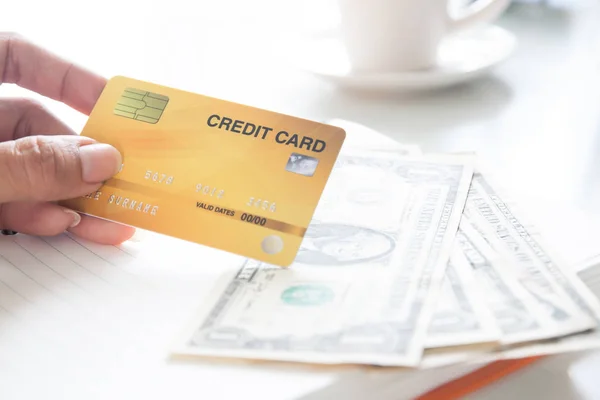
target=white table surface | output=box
[1,0,599,399]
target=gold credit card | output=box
[60,76,346,267]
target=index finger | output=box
[0,32,106,115]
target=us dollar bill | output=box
[425,244,500,348]
[172,150,473,366]
[470,240,600,363]
[458,219,583,343]
[420,171,600,369]
[423,213,570,351]
[464,171,599,337]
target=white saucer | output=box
[293,25,516,92]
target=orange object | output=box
[416,357,544,399]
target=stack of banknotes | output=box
[171,122,600,370]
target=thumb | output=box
[0,135,122,203]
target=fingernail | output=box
[63,209,81,228]
[80,143,122,183]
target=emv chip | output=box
[113,88,169,124]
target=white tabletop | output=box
[1,0,600,398]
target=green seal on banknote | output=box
[281,285,334,306]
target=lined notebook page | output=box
[0,232,339,400]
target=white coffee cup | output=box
[336,0,511,72]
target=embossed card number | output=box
[146,170,174,184]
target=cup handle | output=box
[447,0,511,32]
